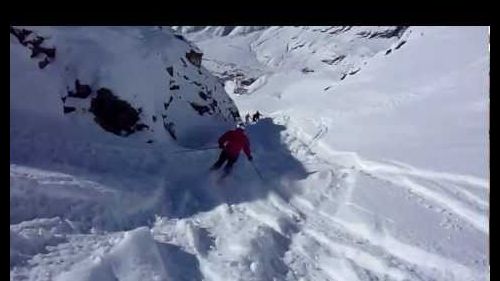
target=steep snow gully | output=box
[11,26,488,281]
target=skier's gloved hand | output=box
[248,155,253,161]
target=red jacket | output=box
[219,128,251,158]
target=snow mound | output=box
[10,26,240,147]
[55,227,168,281]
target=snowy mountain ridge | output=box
[172,26,410,95]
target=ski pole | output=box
[171,146,219,154]
[250,161,265,182]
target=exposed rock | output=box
[329,26,352,34]
[180,58,188,67]
[68,80,92,99]
[38,58,51,69]
[63,106,76,114]
[198,91,208,100]
[241,78,256,86]
[163,121,177,140]
[290,43,305,51]
[349,68,360,75]
[395,40,407,50]
[209,99,218,111]
[301,67,315,74]
[164,96,174,111]
[10,27,32,46]
[174,34,187,42]
[190,102,211,116]
[322,55,345,65]
[186,50,203,68]
[31,46,55,59]
[217,70,245,82]
[89,88,142,136]
[135,123,149,131]
[166,66,174,76]
[228,108,241,121]
[357,26,409,39]
[233,88,248,95]
[10,27,56,69]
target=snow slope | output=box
[11,26,489,281]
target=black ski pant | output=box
[210,150,238,177]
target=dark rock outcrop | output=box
[163,121,177,140]
[10,27,33,45]
[68,80,92,99]
[198,91,208,100]
[328,26,352,34]
[357,26,409,39]
[166,66,174,76]
[10,27,56,69]
[349,68,360,75]
[186,50,203,68]
[180,58,188,67]
[89,88,144,136]
[63,106,76,114]
[190,102,211,116]
[174,34,187,42]
[395,40,407,50]
[164,96,174,111]
[240,78,256,86]
[322,55,345,65]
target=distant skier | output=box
[210,124,253,178]
[245,113,251,124]
[252,111,261,122]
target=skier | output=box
[245,113,251,124]
[210,124,253,178]
[252,111,261,122]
